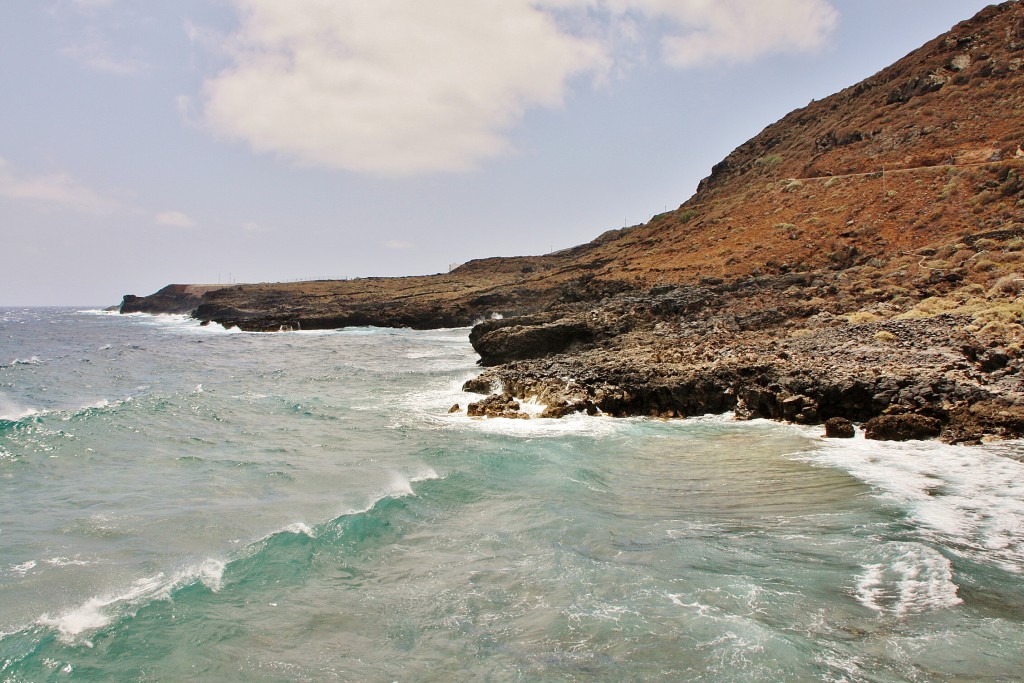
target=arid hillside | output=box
[562,0,1024,295]
[125,2,1024,335]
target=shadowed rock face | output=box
[120,285,227,315]
[122,3,1024,441]
[865,414,944,441]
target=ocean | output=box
[1,307,1022,681]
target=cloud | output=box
[0,156,121,214]
[615,0,839,67]
[383,239,416,250]
[61,39,147,75]
[54,2,149,74]
[155,211,196,228]
[197,0,836,177]
[200,0,607,176]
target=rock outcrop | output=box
[120,285,227,315]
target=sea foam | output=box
[797,433,1024,572]
[855,542,962,616]
[35,557,230,643]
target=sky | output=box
[0,0,996,306]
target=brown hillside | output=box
[564,0,1024,290]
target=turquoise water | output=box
[1,308,1023,681]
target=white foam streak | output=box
[196,558,226,593]
[449,410,635,438]
[9,560,37,576]
[38,573,169,642]
[855,542,962,616]
[5,356,44,367]
[116,312,244,335]
[797,435,1024,572]
[43,557,93,567]
[35,557,229,643]
[279,522,316,538]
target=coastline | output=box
[117,2,1024,445]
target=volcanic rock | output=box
[824,417,856,439]
[864,414,944,441]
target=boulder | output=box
[863,414,942,441]
[466,393,529,419]
[470,318,595,366]
[462,376,495,394]
[824,417,856,438]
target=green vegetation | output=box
[755,154,783,167]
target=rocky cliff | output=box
[123,2,1024,442]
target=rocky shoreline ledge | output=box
[457,272,1023,445]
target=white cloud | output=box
[0,156,121,214]
[200,0,607,176]
[614,0,839,67]
[383,239,415,250]
[155,211,196,228]
[198,0,836,177]
[55,2,149,74]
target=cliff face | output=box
[123,2,1024,441]
[120,284,228,315]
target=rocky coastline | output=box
[120,2,1024,444]
[459,272,1023,444]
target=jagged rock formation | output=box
[123,3,1024,441]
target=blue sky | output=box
[0,0,994,306]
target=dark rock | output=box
[466,393,529,419]
[824,417,856,438]
[120,284,222,315]
[448,404,461,414]
[978,348,1011,372]
[462,376,495,394]
[864,414,943,441]
[471,318,595,366]
[539,400,597,419]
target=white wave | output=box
[118,312,244,335]
[43,556,93,567]
[854,542,962,616]
[278,522,316,538]
[0,395,39,421]
[9,560,37,576]
[409,466,440,483]
[195,558,226,593]
[63,397,131,420]
[335,469,442,518]
[795,435,1024,572]
[386,472,416,498]
[6,356,44,367]
[0,397,131,423]
[36,556,230,643]
[76,308,121,316]
[447,409,637,439]
[38,573,170,642]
